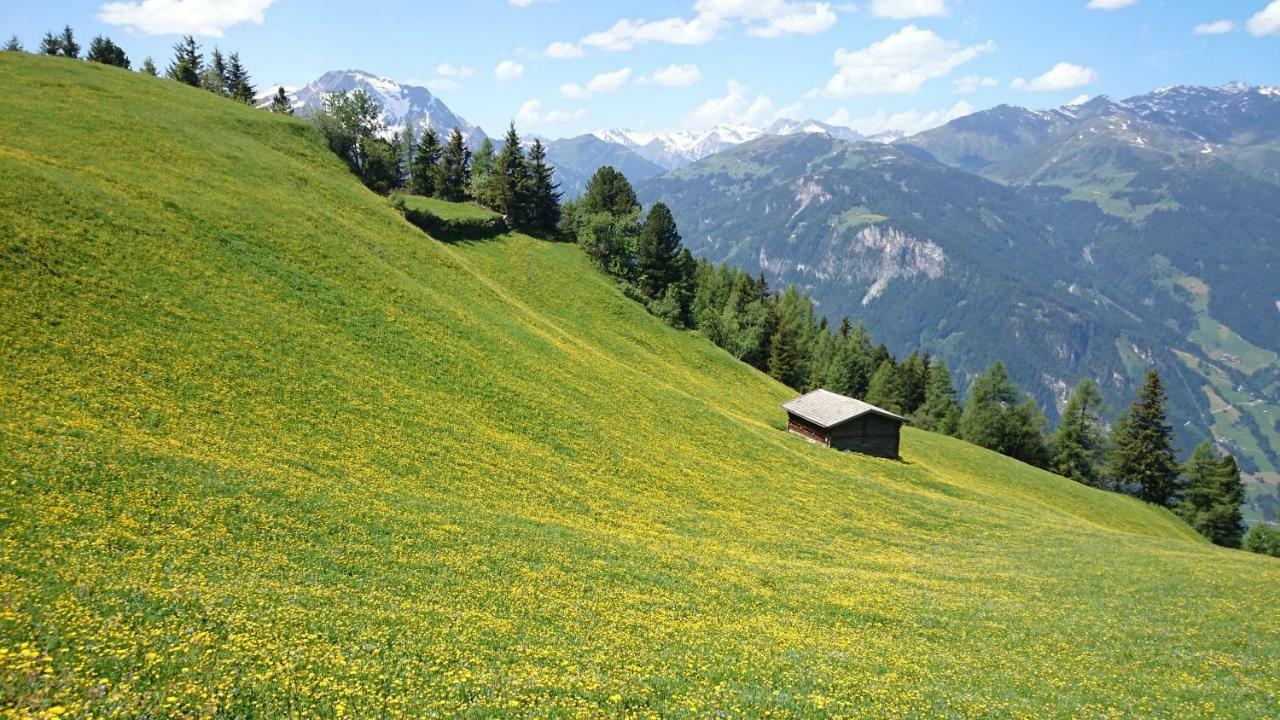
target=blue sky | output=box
[4,1,1278,137]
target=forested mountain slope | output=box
[2,54,1278,718]
[641,89,1280,524]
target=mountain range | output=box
[639,82,1280,524]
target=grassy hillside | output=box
[2,54,1278,718]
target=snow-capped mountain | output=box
[283,70,489,148]
[594,119,878,170]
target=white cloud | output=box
[643,64,703,86]
[687,80,775,128]
[551,1,841,57]
[436,63,475,78]
[543,41,586,59]
[97,0,276,36]
[1248,1,1280,36]
[1193,19,1236,35]
[826,100,973,136]
[1067,94,1092,105]
[495,60,525,82]
[952,74,998,94]
[509,0,552,5]
[867,0,948,19]
[815,25,995,97]
[561,68,634,98]
[515,99,586,125]
[1086,0,1137,9]
[1011,62,1097,91]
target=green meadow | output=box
[2,54,1278,718]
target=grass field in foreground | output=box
[2,54,1278,718]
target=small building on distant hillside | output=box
[782,389,906,458]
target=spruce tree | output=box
[140,57,158,76]
[960,361,1049,466]
[1177,446,1245,547]
[767,322,799,388]
[225,52,254,103]
[1107,368,1179,505]
[1050,378,1107,486]
[202,48,227,94]
[87,36,129,68]
[913,358,960,434]
[438,128,471,201]
[40,32,61,56]
[527,138,561,234]
[579,166,639,217]
[58,25,79,58]
[494,122,531,225]
[411,127,443,197]
[900,350,928,415]
[269,86,293,114]
[636,203,682,300]
[4,35,25,52]
[166,35,202,87]
[469,138,498,206]
[866,360,907,414]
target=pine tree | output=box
[58,26,79,58]
[3,35,24,52]
[913,358,960,434]
[578,166,639,217]
[636,203,682,300]
[1050,378,1107,486]
[140,57,157,76]
[225,52,255,103]
[86,36,129,68]
[1177,444,1245,547]
[767,322,799,388]
[438,128,471,201]
[202,48,227,94]
[827,326,872,399]
[269,86,293,114]
[166,35,202,87]
[866,360,907,414]
[960,361,1049,467]
[494,122,530,225]
[900,350,928,415]
[411,127,443,197]
[469,138,498,206]
[40,32,61,56]
[1107,368,1179,505]
[526,138,561,234]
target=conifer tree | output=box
[900,350,928,415]
[1107,368,1179,505]
[140,57,158,76]
[438,128,471,201]
[960,361,1049,467]
[202,48,227,94]
[1050,378,1107,486]
[269,86,292,114]
[40,32,61,56]
[2,35,22,52]
[86,36,129,68]
[225,52,255,103]
[494,122,531,225]
[866,360,907,415]
[1177,444,1245,547]
[527,138,561,234]
[58,25,79,58]
[166,35,202,87]
[768,322,799,388]
[468,138,498,206]
[913,358,960,434]
[636,203,682,300]
[1243,523,1280,557]
[827,326,871,399]
[579,166,639,217]
[411,127,443,197]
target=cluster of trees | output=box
[566,166,1258,550]
[409,123,561,234]
[6,26,255,105]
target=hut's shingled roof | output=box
[781,389,906,428]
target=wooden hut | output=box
[782,389,906,458]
